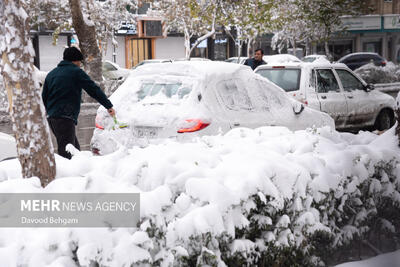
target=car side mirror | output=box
[364,83,374,92]
[292,101,305,115]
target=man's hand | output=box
[107,108,116,117]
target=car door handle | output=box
[347,95,354,99]
[321,95,327,99]
[234,123,240,126]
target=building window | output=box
[363,41,382,54]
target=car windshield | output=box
[137,82,192,100]
[256,68,301,92]
[302,57,316,62]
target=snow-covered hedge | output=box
[354,62,400,84]
[0,126,399,266]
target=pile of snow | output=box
[354,62,400,84]
[0,126,399,266]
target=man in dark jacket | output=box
[244,48,266,70]
[42,47,115,159]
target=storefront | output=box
[337,15,400,62]
[122,18,164,68]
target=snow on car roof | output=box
[110,61,254,107]
[255,57,347,70]
[131,60,251,78]
[263,54,301,65]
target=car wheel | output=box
[374,110,393,131]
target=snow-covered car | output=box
[255,60,396,131]
[224,57,247,64]
[91,61,334,155]
[0,132,17,161]
[174,57,211,61]
[263,54,301,65]
[102,61,131,80]
[133,59,173,69]
[302,55,329,63]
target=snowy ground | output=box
[0,125,399,266]
[335,249,400,267]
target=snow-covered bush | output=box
[0,126,399,266]
[354,62,400,84]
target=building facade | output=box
[209,0,400,62]
[324,0,400,62]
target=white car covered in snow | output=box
[263,54,301,65]
[102,60,131,81]
[302,55,329,63]
[255,59,396,130]
[225,57,247,64]
[91,61,334,155]
[0,132,17,161]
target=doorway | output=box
[126,38,152,68]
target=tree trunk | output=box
[291,38,297,56]
[324,41,332,61]
[305,39,311,56]
[237,42,242,62]
[0,0,56,187]
[396,97,400,146]
[184,28,191,59]
[247,38,253,58]
[69,0,104,102]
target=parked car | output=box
[91,61,334,155]
[337,52,387,70]
[302,55,329,63]
[0,132,17,161]
[174,57,211,62]
[255,61,396,131]
[102,61,131,80]
[133,59,173,69]
[225,57,247,64]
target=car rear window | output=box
[302,57,316,63]
[137,82,192,100]
[256,68,301,92]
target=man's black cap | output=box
[63,47,84,62]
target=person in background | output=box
[244,48,266,70]
[42,47,115,159]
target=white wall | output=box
[103,36,126,68]
[155,37,185,59]
[38,35,68,71]
[39,35,127,71]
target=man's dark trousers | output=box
[48,117,80,159]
